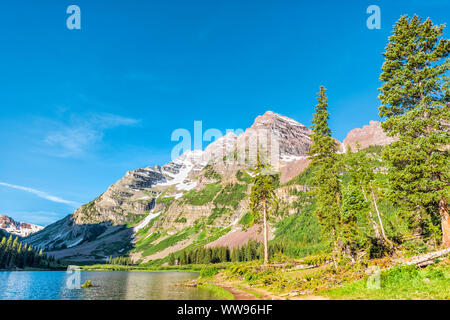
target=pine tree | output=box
[179,250,186,265]
[344,145,391,247]
[249,153,278,266]
[378,15,450,247]
[231,248,239,262]
[341,184,369,260]
[308,86,342,253]
[168,253,175,266]
[203,248,212,264]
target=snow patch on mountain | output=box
[0,214,43,237]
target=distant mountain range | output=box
[23,112,394,264]
[0,214,43,238]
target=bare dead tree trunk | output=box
[263,200,269,266]
[439,197,450,248]
[370,186,389,243]
[361,183,381,239]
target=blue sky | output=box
[0,0,448,225]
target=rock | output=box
[0,214,43,237]
[25,111,397,264]
[342,121,396,152]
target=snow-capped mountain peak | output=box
[0,214,43,237]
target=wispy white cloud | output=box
[0,182,81,207]
[43,112,140,157]
[3,211,67,227]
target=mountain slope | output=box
[343,120,396,151]
[0,215,43,237]
[24,113,394,264]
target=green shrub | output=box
[204,165,222,181]
[285,166,315,186]
[213,183,247,208]
[200,266,219,278]
[238,212,254,227]
[236,170,252,184]
[183,183,222,205]
[208,207,231,224]
[381,265,420,287]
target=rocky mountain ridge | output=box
[0,214,43,237]
[24,112,394,263]
[342,120,397,151]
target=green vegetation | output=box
[325,262,450,300]
[84,15,449,302]
[208,207,231,224]
[238,212,254,227]
[285,166,314,186]
[378,15,450,247]
[178,239,299,265]
[106,256,133,265]
[249,154,279,265]
[156,196,175,212]
[134,232,161,253]
[183,183,222,206]
[273,211,328,258]
[213,183,247,208]
[236,170,252,184]
[203,165,222,181]
[200,265,219,277]
[81,280,93,288]
[141,226,200,257]
[308,86,342,258]
[0,235,63,270]
[198,283,235,300]
[125,214,148,228]
[175,216,187,223]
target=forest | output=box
[0,235,61,270]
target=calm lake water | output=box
[0,271,216,300]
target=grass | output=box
[203,165,222,181]
[324,262,450,300]
[236,285,263,299]
[141,226,200,257]
[238,212,254,227]
[284,166,315,186]
[198,284,235,300]
[213,183,248,208]
[134,232,161,251]
[183,183,222,206]
[125,214,148,228]
[236,170,252,184]
[156,196,175,211]
[208,207,232,224]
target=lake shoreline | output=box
[0,270,214,300]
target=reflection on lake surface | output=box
[0,271,215,300]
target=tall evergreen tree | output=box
[249,154,278,266]
[308,86,342,252]
[344,145,390,247]
[341,184,369,260]
[378,15,450,246]
[168,253,175,266]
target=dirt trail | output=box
[215,283,258,300]
[213,274,328,301]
